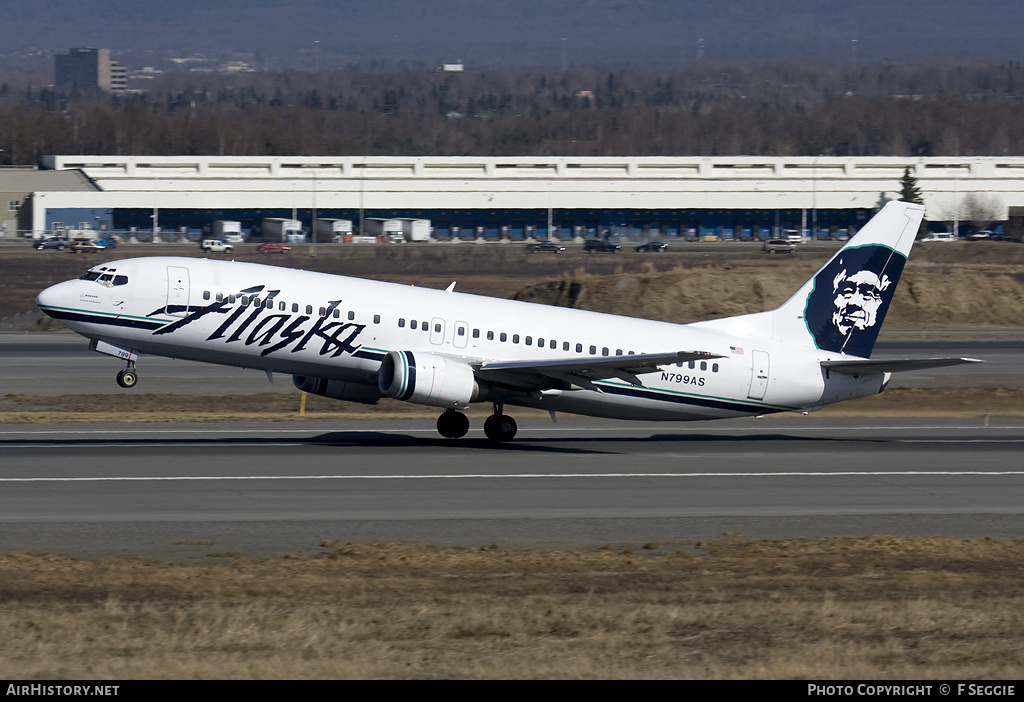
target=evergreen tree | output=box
[899,166,929,237]
[899,167,923,204]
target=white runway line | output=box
[3,470,1024,483]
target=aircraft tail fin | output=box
[694,200,924,358]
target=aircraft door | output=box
[747,350,769,400]
[429,317,445,345]
[165,266,190,317]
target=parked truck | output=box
[262,218,304,243]
[212,220,244,243]
[314,218,353,243]
[363,218,406,243]
[400,218,432,242]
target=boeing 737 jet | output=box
[36,201,977,441]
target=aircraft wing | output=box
[822,357,983,377]
[475,351,723,392]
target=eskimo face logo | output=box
[831,268,891,336]
[805,245,905,358]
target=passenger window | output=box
[472,329,479,338]
[500,332,507,342]
[241,296,249,307]
[434,323,441,333]
[319,307,326,316]
[590,345,597,355]
[712,363,719,372]
[305,305,313,315]
[576,343,583,353]
[399,318,406,328]
[332,309,340,318]
[487,331,494,341]
[228,295,236,304]
[279,301,286,311]
[292,303,299,313]
[616,349,623,356]
[512,334,519,344]
[457,327,465,336]
[373,314,380,324]
[203,290,211,300]
[411,320,418,329]
[537,337,544,346]
[525,336,533,345]
[562,341,569,351]
[700,361,708,371]
[216,293,224,302]
[602,347,609,356]
[348,311,355,320]
[688,361,695,369]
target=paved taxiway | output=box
[0,416,1021,560]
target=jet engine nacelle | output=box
[377,350,483,409]
[293,375,382,405]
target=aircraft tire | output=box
[437,410,470,439]
[116,369,138,389]
[483,414,517,442]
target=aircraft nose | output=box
[36,280,76,318]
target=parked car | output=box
[70,238,105,253]
[921,232,956,242]
[201,239,233,253]
[257,242,292,254]
[33,237,70,251]
[762,238,797,254]
[584,239,621,253]
[635,242,668,253]
[525,241,565,254]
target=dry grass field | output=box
[1,537,1022,679]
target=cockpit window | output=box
[78,269,128,286]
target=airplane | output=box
[36,200,979,442]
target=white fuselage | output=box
[36,256,885,421]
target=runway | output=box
[1,416,1021,560]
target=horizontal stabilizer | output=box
[822,357,983,377]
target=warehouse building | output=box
[16,155,1024,241]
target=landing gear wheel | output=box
[436,409,470,439]
[483,414,518,442]
[116,369,138,388]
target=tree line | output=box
[2,61,1023,164]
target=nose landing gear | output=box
[116,361,138,389]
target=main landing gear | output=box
[116,361,138,389]
[437,408,470,438]
[436,404,518,442]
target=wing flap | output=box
[477,351,723,390]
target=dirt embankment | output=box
[513,262,1024,327]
